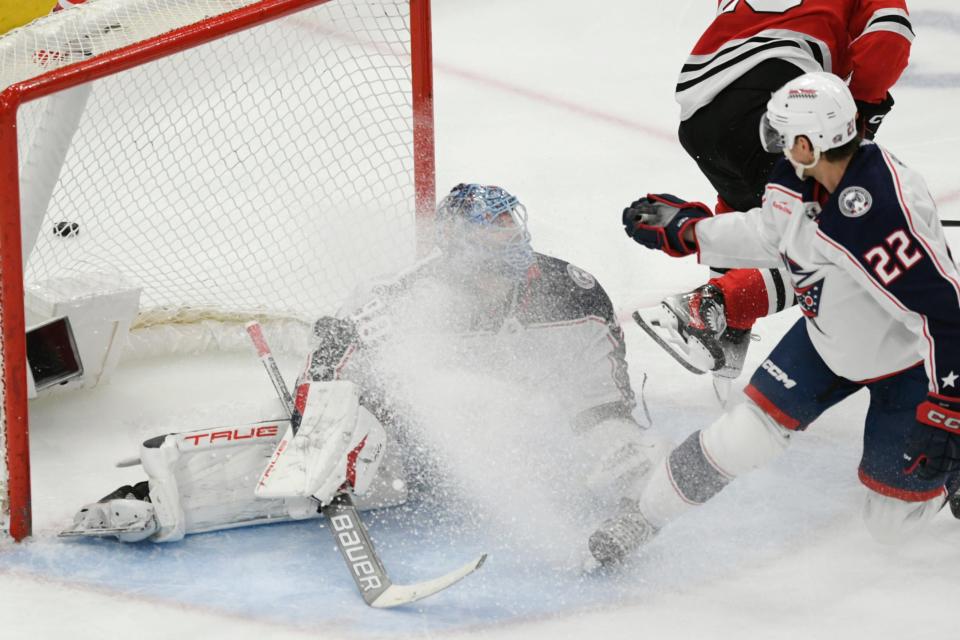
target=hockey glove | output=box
[305,316,361,381]
[855,93,894,140]
[903,394,960,481]
[622,193,711,257]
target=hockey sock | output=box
[709,268,789,331]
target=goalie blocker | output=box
[62,381,407,541]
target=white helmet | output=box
[759,72,857,174]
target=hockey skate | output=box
[59,482,158,542]
[632,284,730,375]
[588,498,658,566]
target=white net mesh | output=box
[1,0,424,538]
[12,0,418,326]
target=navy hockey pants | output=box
[745,319,948,502]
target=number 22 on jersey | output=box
[864,229,923,285]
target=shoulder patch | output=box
[838,186,872,218]
[566,264,596,289]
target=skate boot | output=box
[632,284,729,375]
[60,481,158,542]
[588,498,658,566]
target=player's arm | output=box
[297,251,440,385]
[847,1,914,138]
[621,186,785,268]
[692,197,784,269]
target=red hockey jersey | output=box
[676,0,914,120]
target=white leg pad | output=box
[583,418,674,499]
[354,426,408,510]
[140,436,187,542]
[138,416,408,542]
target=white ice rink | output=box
[4,1,960,638]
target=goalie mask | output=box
[435,183,534,279]
[759,72,858,178]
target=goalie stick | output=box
[244,321,486,608]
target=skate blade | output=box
[632,306,718,375]
[58,520,154,539]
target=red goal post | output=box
[0,0,435,541]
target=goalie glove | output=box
[305,316,361,381]
[622,193,711,257]
[904,394,960,481]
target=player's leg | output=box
[652,60,803,381]
[590,319,861,564]
[859,365,952,543]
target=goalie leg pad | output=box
[354,426,408,510]
[140,434,187,542]
[67,410,407,543]
[150,422,323,539]
[65,421,312,543]
[583,418,673,499]
[257,381,388,506]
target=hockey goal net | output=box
[0,0,434,541]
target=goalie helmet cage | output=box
[0,0,435,541]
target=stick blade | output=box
[369,554,488,609]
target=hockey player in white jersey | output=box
[67,183,668,544]
[593,72,960,565]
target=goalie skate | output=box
[60,482,158,541]
[59,499,158,542]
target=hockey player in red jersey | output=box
[593,72,960,566]
[631,0,915,386]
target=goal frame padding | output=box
[0,0,435,541]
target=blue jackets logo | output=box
[783,255,824,320]
[838,186,872,218]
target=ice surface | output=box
[4,1,960,638]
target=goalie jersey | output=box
[695,141,960,393]
[306,252,639,433]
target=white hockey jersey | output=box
[695,142,960,392]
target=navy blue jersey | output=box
[311,251,638,432]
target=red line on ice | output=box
[436,62,677,143]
